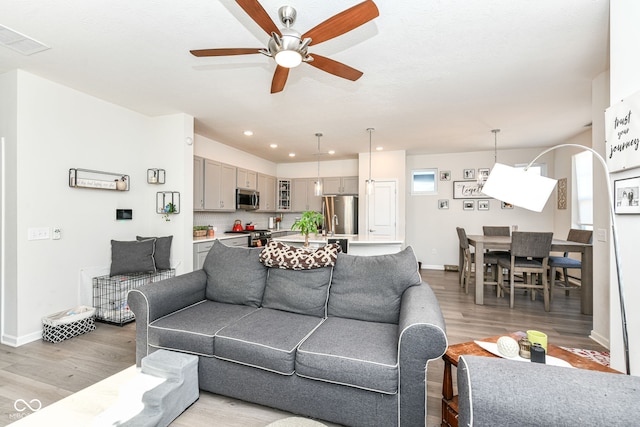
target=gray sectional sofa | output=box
[457,355,640,426]
[128,240,447,427]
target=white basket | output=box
[42,306,96,343]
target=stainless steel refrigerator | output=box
[322,195,358,235]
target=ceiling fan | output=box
[190,0,379,93]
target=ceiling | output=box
[0,0,609,163]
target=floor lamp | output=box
[482,143,630,375]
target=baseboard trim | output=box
[1,330,42,347]
[422,264,444,270]
[589,330,610,350]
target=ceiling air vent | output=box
[0,25,49,55]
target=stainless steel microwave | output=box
[236,189,259,210]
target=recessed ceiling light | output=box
[328,150,335,155]
[243,130,253,136]
[376,146,383,151]
[270,143,278,148]
[289,153,296,157]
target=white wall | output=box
[194,134,277,176]
[609,0,640,375]
[0,70,193,346]
[277,159,358,178]
[406,148,556,268]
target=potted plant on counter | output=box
[291,210,324,247]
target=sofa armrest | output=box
[397,282,448,426]
[457,355,638,427]
[127,269,207,365]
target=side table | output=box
[441,332,618,427]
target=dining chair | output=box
[482,226,511,284]
[497,231,554,311]
[457,227,501,295]
[456,227,473,293]
[548,229,593,298]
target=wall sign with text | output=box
[605,89,640,172]
[453,181,489,199]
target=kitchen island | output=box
[272,234,404,256]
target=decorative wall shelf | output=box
[156,191,180,215]
[69,168,129,191]
[147,168,166,184]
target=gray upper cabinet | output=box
[194,156,205,210]
[292,178,322,212]
[257,173,276,211]
[322,176,358,195]
[237,168,257,190]
[204,159,236,211]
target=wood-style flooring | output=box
[0,269,605,426]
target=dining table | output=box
[462,234,593,315]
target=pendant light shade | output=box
[366,128,375,195]
[314,133,323,196]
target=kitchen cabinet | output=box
[204,159,236,211]
[322,176,358,195]
[292,178,322,212]
[277,179,291,211]
[237,168,257,190]
[194,156,205,210]
[193,240,214,270]
[258,173,276,211]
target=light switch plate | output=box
[597,228,607,242]
[27,227,50,240]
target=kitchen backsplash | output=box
[194,211,301,233]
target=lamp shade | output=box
[482,163,557,212]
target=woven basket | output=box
[193,230,207,237]
[42,306,96,343]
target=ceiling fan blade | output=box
[271,66,289,93]
[302,0,379,46]
[236,0,281,37]
[307,54,363,81]
[190,48,262,57]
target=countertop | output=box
[272,233,404,246]
[193,229,289,244]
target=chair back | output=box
[566,229,593,244]
[456,227,470,250]
[483,226,511,236]
[510,232,553,258]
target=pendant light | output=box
[366,128,375,195]
[479,129,500,186]
[314,133,323,196]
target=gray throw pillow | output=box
[262,267,333,317]
[137,235,173,270]
[110,239,156,276]
[327,246,421,324]
[203,241,267,307]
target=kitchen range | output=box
[227,220,272,247]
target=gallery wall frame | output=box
[463,168,475,180]
[438,199,449,209]
[463,200,475,210]
[478,200,489,210]
[614,176,640,214]
[453,181,488,199]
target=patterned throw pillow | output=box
[259,241,341,270]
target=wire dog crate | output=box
[93,269,175,325]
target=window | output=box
[572,151,593,230]
[411,169,437,194]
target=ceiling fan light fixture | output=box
[275,49,302,68]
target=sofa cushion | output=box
[148,300,258,356]
[203,241,267,307]
[259,241,340,270]
[261,267,332,317]
[137,235,173,270]
[327,246,421,324]
[110,239,156,276]
[296,317,399,394]
[215,308,324,375]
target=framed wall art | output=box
[438,199,449,209]
[614,176,640,214]
[453,181,487,199]
[478,168,490,181]
[557,178,567,209]
[478,200,489,210]
[440,170,451,181]
[463,200,475,210]
[463,168,475,180]
[501,201,514,209]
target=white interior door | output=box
[367,180,397,239]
